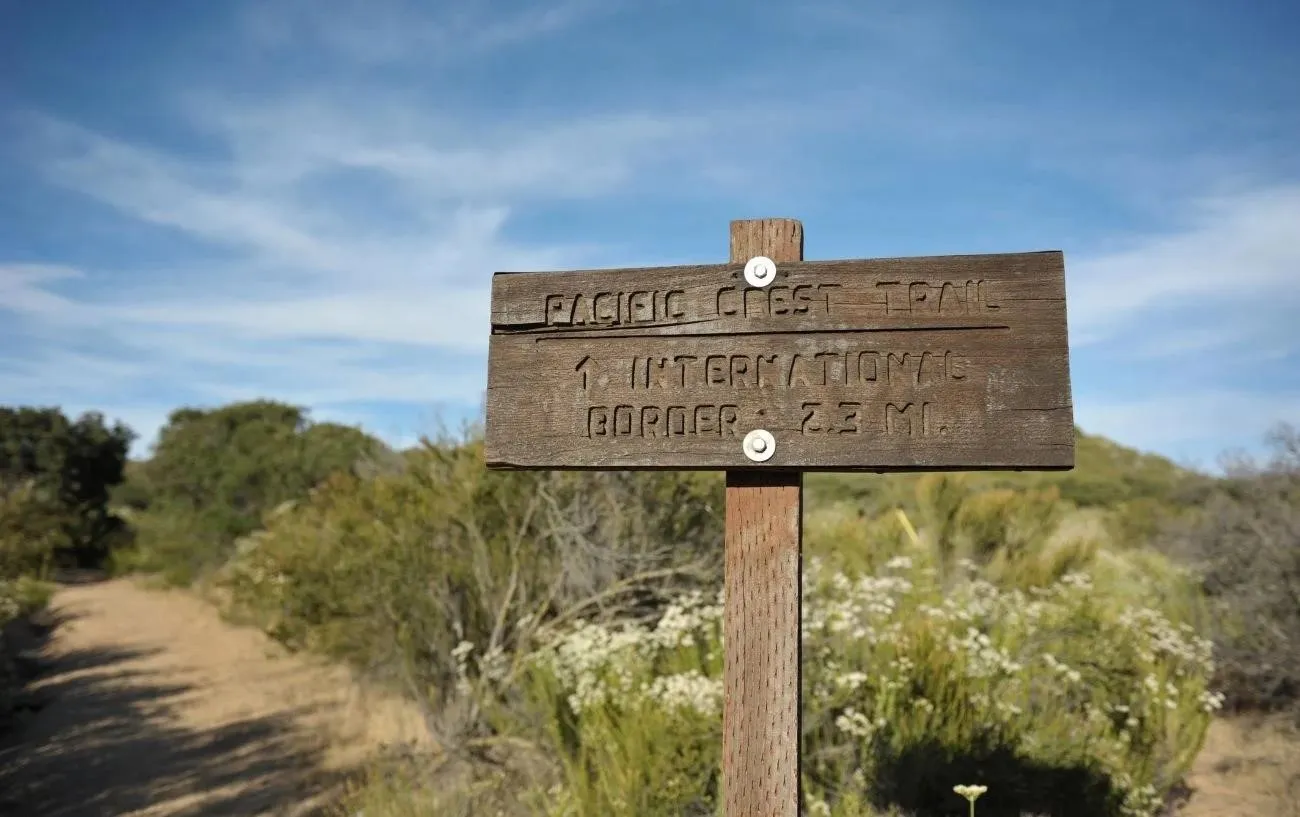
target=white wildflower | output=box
[834,707,875,739]
[644,670,723,717]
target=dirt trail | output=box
[0,578,433,817]
[1181,712,1300,817]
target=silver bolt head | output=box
[744,256,777,288]
[742,429,776,462]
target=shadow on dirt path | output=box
[0,578,432,817]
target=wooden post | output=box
[724,218,804,817]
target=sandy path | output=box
[1180,713,1300,817]
[0,578,432,817]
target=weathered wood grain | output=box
[723,218,803,817]
[485,250,1073,470]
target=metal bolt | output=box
[744,256,777,288]
[742,429,776,462]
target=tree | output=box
[127,400,389,580]
[0,406,134,569]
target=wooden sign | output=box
[483,220,1074,817]
[486,250,1073,471]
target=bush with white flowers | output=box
[521,543,1219,817]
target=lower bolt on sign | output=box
[484,250,1073,472]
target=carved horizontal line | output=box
[493,316,720,333]
[521,325,1014,342]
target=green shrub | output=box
[802,551,1215,817]
[200,418,1227,816]
[953,486,1063,581]
[0,407,133,568]
[0,479,65,580]
[831,475,1094,595]
[803,502,913,580]
[0,575,53,627]
[233,436,1215,817]
[218,435,724,746]
[123,400,389,582]
[522,544,1218,817]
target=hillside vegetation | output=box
[809,426,1200,511]
[3,399,1297,816]
[1,407,132,730]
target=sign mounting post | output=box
[722,218,805,817]
[484,218,1074,817]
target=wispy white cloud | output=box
[1124,324,1294,363]
[13,95,721,345]
[17,95,705,295]
[3,45,732,451]
[240,0,611,64]
[0,265,83,317]
[1062,185,1299,462]
[1067,185,1300,349]
[183,93,708,205]
[0,348,152,400]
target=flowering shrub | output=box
[212,444,1224,815]
[803,552,1218,817]
[524,589,725,816]
[518,544,1220,817]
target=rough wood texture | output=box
[485,250,1073,471]
[724,218,803,817]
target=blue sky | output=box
[2,0,1298,470]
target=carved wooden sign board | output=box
[485,250,1073,472]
